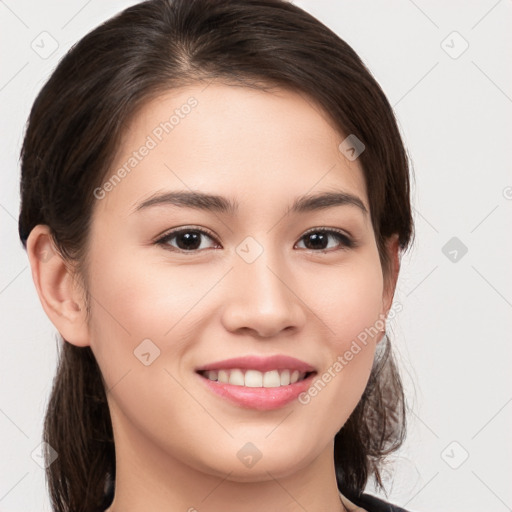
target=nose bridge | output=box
[221,235,305,337]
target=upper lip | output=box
[195,355,316,373]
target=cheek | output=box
[295,251,384,424]
[84,249,216,455]
[85,243,224,381]
[88,245,208,329]
[298,252,385,347]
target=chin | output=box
[198,442,316,482]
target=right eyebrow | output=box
[288,190,368,216]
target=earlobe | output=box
[26,225,90,347]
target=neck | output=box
[105,412,346,512]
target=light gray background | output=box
[1,1,511,511]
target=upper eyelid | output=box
[301,226,351,238]
[155,225,216,241]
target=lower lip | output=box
[197,372,316,411]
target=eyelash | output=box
[154,226,355,254]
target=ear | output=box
[378,233,401,342]
[26,225,90,347]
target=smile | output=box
[198,368,313,388]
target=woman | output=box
[18,0,414,510]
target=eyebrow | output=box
[132,189,368,216]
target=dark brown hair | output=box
[18,0,414,510]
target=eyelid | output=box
[296,227,355,251]
[300,226,352,240]
[155,225,218,242]
[154,225,356,252]
[154,225,220,250]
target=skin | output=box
[27,83,400,512]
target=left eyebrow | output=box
[131,190,238,215]
[131,189,368,216]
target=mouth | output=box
[194,355,318,410]
[197,368,315,388]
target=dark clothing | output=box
[348,492,410,511]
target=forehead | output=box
[96,82,369,217]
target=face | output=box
[84,83,394,481]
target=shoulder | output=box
[340,491,410,512]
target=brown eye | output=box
[296,229,354,252]
[156,228,219,252]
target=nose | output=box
[220,248,307,338]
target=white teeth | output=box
[263,370,281,388]
[218,370,229,384]
[202,369,309,387]
[245,370,263,387]
[229,369,245,386]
